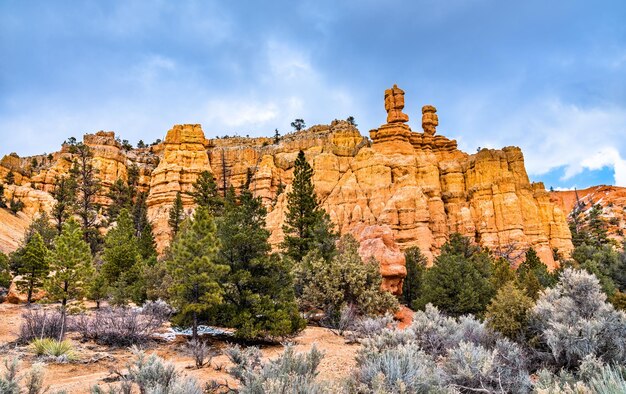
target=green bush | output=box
[485,282,534,339]
[295,234,397,324]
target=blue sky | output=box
[1,0,625,189]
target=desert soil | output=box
[0,303,360,393]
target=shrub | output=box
[295,235,398,325]
[351,304,531,393]
[72,302,171,346]
[0,359,46,394]
[535,358,626,393]
[92,347,202,394]
[18,308,64,343]
[30,338,78,362]
[222,345,326,394]
[349,343,444,393]
[185,339,213,369]
[485,282,534,339]
[530,268,626,369]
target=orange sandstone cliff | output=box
[0,86,574,293]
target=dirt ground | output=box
[0,303,360,393]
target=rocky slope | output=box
[0,85,574,292]
[551,185,626,245]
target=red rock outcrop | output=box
[0,85,574,291]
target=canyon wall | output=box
[0,86,574,291]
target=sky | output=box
[1,0,625,190]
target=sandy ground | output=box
[0,303,360,393]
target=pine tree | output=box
[274,129,281,144]
[45,220,93,339]
[187,171,223,214]
[413,234,495,317]
[132,192,157,260]
[51,175,76,233]
[17,232,48,304]
[101,209,142,304]
[168,192,184,238]
[215,183,304,340]
[5,171,15,185]
[282,150,336,262]
[401,247,427,306]
[587,204,608,247]
[107,178,132,220]
[87,271,108,309]
[166,206,229,340]
[69,142,101,251]
[23,212,57,248]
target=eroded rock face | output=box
[352,224,406,295]
[0,86,574,292]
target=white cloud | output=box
[457,98,626,187]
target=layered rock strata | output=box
[0,86,574,292]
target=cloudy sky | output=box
[1,0,625,189]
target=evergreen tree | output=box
[45,220,93,339]
[401,247,427,306]
[166,207,229,340]
[215,183,304,340]
[168,192,184,237]
[87,270,108,309]
[51,175,76,233]
[490,257,516,291]
[282,150,337,262]
[23,212,57,248]
[291,119,306,131]
[137,140,146,149]
[517,248,555,292]
[346,116,357,126]
[132,192,157,260]
[17,232,48,304]
[127,164,140,197]
[587,204,608,247]
[274,128,281,144]
[0,184,6,208]
[106,178,132,220]
[69,142,101,251]
[101,209,143,304]
[187,171,223,214]
[9,196,24,214]
[413,234,495,317]
[5,171,15,185]
[0,252,11,289]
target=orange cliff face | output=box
[0,85,574,294]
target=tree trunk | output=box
[59,281,69,340]
[27,277,33,305]
[192,311,198,341]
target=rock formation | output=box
[0,85,574,293]
[422,105,438,136]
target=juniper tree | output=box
[166,206,229,340]
[187,171,223,215]
[168,192,184,237]
[295,234,397,322]
[413,233,495,317]
[0,252,11,289]
[282,150,336,262]
[17,232,48,304]
[0,184,6,208]
[215,182,304,340]
[45,220,93,339]
[5,171,15,185]
[50,175,76,233]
